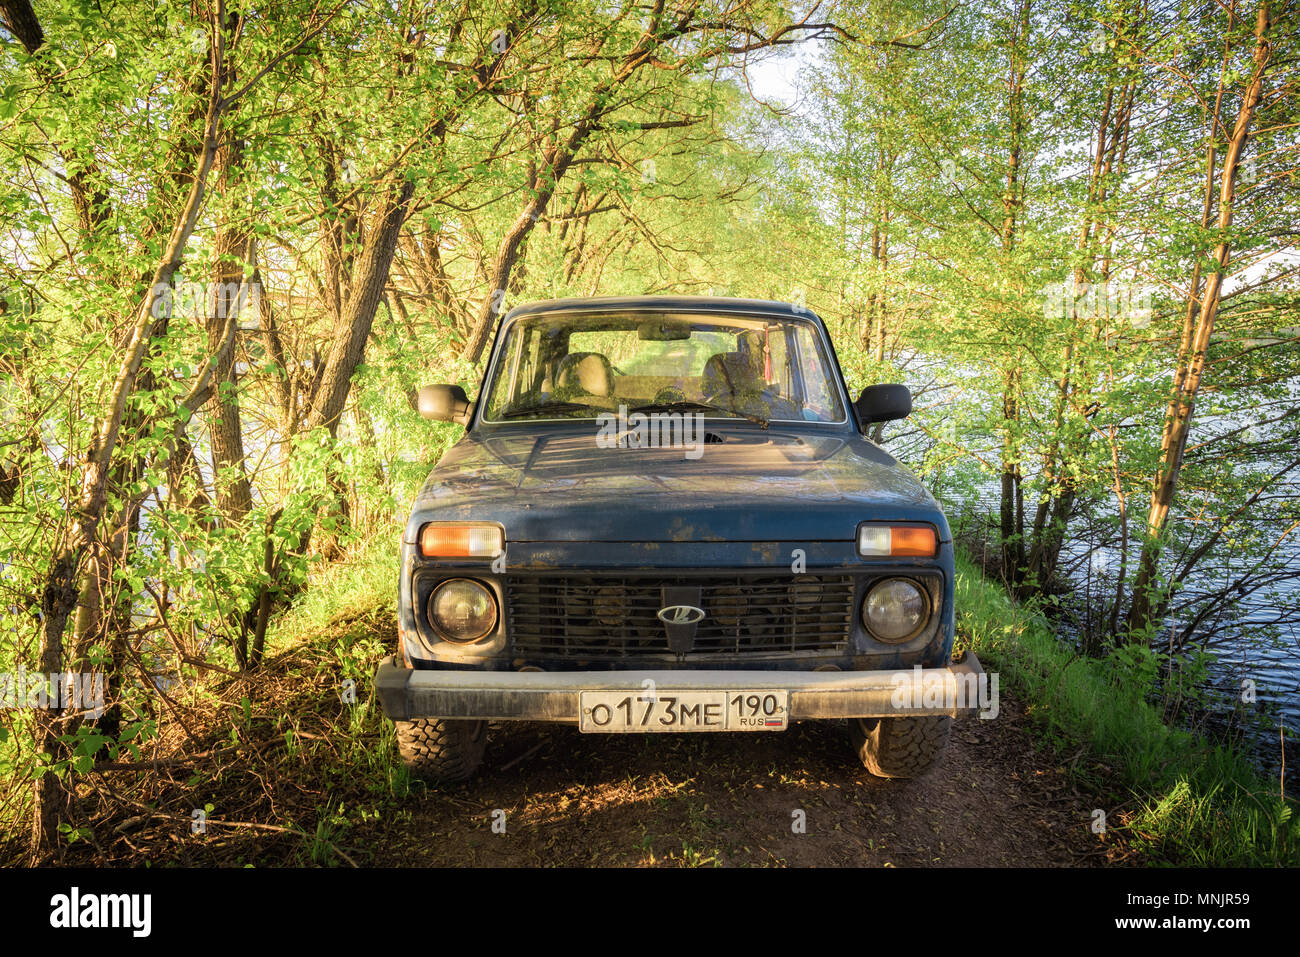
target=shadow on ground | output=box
[356,693,1128,867]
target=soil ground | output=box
[355,692,1136,867]
[2,606,1145,867]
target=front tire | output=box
[394,717,487,783]
[850,715,950,778]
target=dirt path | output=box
[5,606,1142,868]
[356,690,1132,867]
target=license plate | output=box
[578,690,789,733]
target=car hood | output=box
[404,427,948,544]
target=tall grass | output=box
[271,525,402,653]
[954,550,1296,865]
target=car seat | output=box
[552,352,615,400]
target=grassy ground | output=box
[1,538,1293,866]
[952,551,1297,866]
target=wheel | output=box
[394,717,487,783]
[849,715,951,778]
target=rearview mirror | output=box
[418,384,472,425]
[856,384,911,425]
[637,320,691,341]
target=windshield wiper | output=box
[499,400,598,419]
[627,400,769,429]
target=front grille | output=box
[506,574,855,658]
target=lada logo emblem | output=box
[657,604,706,625]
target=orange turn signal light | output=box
[890,526,938,556]
[857,524,938,558]
[418,524,503,558]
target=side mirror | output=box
[856,384,912,425]
[418,384,472,425]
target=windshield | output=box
[480,311,847,424]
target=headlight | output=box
[861,578,929,643]
[428,579,498,642]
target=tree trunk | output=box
[28,6,228,859]
[304,177,416,436]
[998,0,1031,586]
[207,79,255,524]
[1126,2,1272,639]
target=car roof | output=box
[502,295,821,322]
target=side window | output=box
[517,327,539,396]
[485,328,520,413]
[795,325,840,421]
[767,327,793,397]
[485,325,540,414]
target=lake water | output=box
[869,353,1299,780]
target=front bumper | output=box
[373,653,986,722]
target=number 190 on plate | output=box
[578,690,789,733]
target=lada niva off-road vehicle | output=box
[374,296,983,782]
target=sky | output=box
[738,43,820,112]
